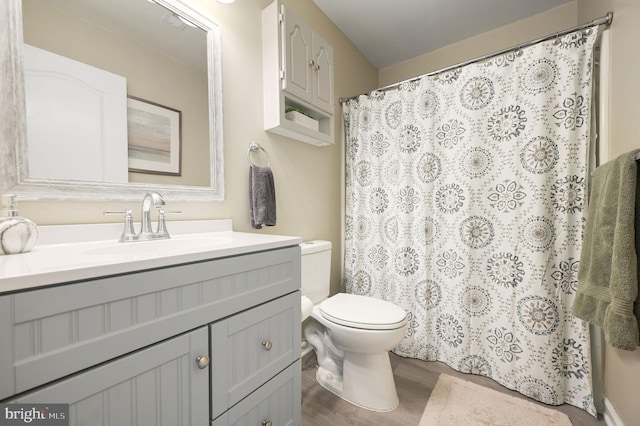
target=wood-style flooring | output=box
[301,352,605,426]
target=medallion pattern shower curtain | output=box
[343,28,599,415]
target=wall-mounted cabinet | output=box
[262,0,334,146]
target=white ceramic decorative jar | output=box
[0,194,39,255]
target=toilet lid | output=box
[319,293,408,330]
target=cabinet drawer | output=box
[210,292,300,419]
[11,328,209,426]
[0,246,300,400]
[211,359,301,426]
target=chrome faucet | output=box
[105,192,180,242]
[140,192,165,239]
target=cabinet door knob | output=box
[196,355,210,369]
[262,421,272,426]
[314,64,320,71]
[261,340,273,351]
[308,60,315,67]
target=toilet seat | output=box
[319,293,408,330]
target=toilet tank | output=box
[300,240,332,304]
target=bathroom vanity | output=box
[0,220,302,425]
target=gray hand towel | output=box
[572,149,640,350]
[249,165,276,229]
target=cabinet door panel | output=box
[210,292,300,419]
[282,6,312,102]
[11,328,209,426]
[211,360,301,426]
[312,32,334,114]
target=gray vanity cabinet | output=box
[0,245,302,426]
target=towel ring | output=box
[248,142,271,167]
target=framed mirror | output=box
[0,0,223,201]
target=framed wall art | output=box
[127,96,182,176]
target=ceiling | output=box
[312,0,572,69]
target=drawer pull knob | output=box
[196,355,210,369]
[261,340,273,351]
[262,421,272,426]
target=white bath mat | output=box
[419,374,573,426]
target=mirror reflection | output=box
[22,0,211,188]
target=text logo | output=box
[0,404,69,426]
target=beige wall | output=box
[379,2,577,87]
[17,0,378,297]
[378,1,577,87]
[578,1,640,425]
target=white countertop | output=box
[0,220,302,294]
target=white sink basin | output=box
[0,219,303,295]
[82,236,233,257]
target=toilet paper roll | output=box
[301,295,313,321]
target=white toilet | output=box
[300,240,408,412]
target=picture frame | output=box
[127,96,182,176]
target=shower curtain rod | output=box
[338,11,613,105]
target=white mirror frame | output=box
[0,0,224,201]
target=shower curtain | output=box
[343,28,599,415]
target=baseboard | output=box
[604,397,625,426]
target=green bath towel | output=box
[573,149,640,351]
